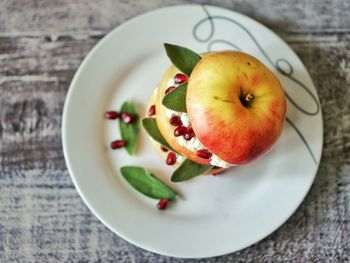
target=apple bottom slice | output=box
[145,84,231,176]
[148,135,230,176]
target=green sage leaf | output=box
[121,166,177,201]
[162,83,187,113]
[142,118,175,151]
[171,159,213,182]
[119,101,139,155]
[164,43,201,76]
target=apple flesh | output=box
[146,86,228,175]
[187,51,286,165]
[154,65,211,166]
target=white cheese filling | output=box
[165,109,234,168]
[167,78,176,87]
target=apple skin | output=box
[186,51,287,165]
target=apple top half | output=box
[186,51,287,165]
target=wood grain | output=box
[0,0,349,35]
[0,0,349,262]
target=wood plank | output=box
[0,0,349,36]
[0,36,99,171]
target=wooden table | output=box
[0,1,349,262]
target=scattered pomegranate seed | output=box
[147,105,156,117]
[169,116,182,126]
[104,111,118,119]
[174,73,188,84]
[157,198,169,210]
[183,127,195,140]
[165,86,175,94]
[121,112,136,124]
[196,149,212,159]
[166,152,177,165]
[110,140,126,149]
[174,126,187,137]
[160,146,169,152]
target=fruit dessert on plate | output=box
[143,44,287,182]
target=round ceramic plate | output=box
[62,5,323,258]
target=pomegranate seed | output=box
[121,112,136,124]
[174,126,187,137]
[147,105,156,117]
[169,116,182,126]
[104,111,118,119]
[166,152,177,165]
[160,146,169,152]
[174,73,188,84]
[183,127,195,140]
[165,86,175,94]
[184,133,193,140]
[157,198,169,210]
[196,149,212,159]
[187,127,194,134]
[110,140,126,149]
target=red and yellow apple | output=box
[146,50,286,170]
[186,51,286,165]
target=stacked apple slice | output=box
[143,44,286,182]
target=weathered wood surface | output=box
[0,0,349,262]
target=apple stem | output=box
[244,93,254,102]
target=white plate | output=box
[62,5,323,258]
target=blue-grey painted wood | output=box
[0,1,349,262]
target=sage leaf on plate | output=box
[120,166,177,201]
[171,159,213,182]
[162,83,187,113]
[119,101,139,155]
[164,43,201,76]
[142,118,175,151]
